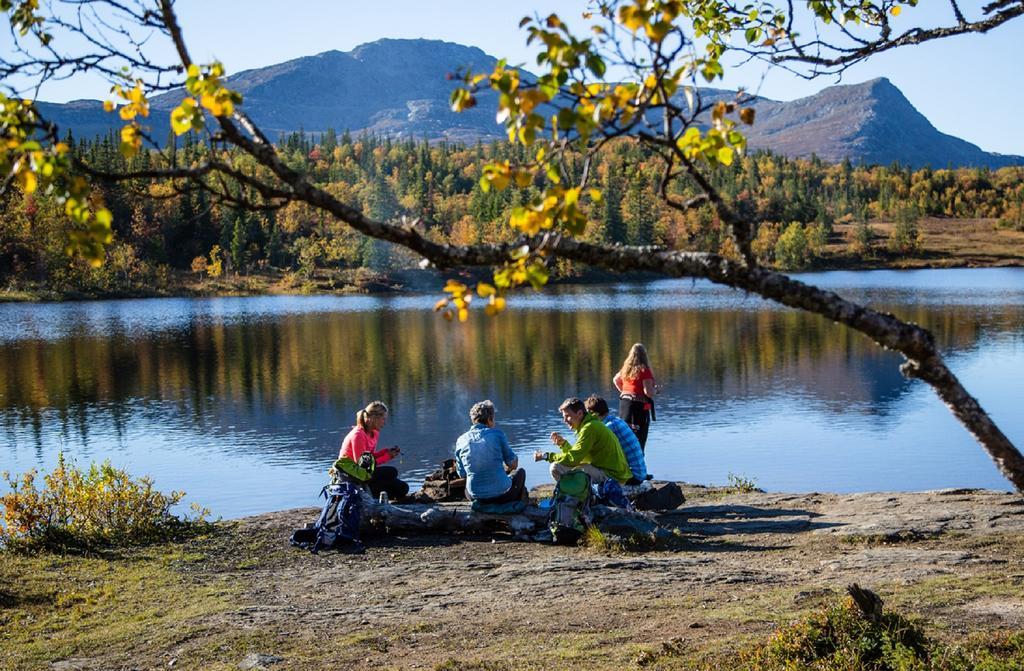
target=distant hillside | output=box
[37,39,1023,169]
[734,78,1022,169]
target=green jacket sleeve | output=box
[549,422,595,467]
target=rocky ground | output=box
[7,486,1024,671]
[211,487,1024,669]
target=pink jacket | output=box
[339,425,393,465]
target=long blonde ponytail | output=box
[356,401,389,431]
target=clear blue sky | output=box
[19,0,1024,155]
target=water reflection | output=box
[1,269,1023,517]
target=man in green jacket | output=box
[534,397,633,484]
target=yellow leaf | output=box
[712,101,726,123]
[677,127,700,148]
[717,146,734,166]
[890,5,901,16]
[519,89,549,115]
[120,124,141,158]
[490,171,510,191]
[94,208,113,228]
[644,20,671,42]
[513,169,533,188]
[170,106,192,135]
[618,5,645,32]
[476,282,496,298]
[103,100,115,112]
[457,308,469,322]
[485,296,507,316]
[201,93,223,116]
[119,106,136,120]
[16,168,37,194]
[443,279,468,294]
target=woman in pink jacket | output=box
[337,401,409,501]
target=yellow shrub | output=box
[1,453,210,552]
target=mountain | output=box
[732,77,1021,168]
[37,39,1022,169]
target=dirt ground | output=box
[142,486,1023,671]
[6,486,1023,670]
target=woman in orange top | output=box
[338,401,409,501]
[612,343,660,452]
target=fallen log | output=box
[361,494,672,543]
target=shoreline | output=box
[3,256,1023,304]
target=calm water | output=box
[2,268,1023,518]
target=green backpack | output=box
[548,471,593,545]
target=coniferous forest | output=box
[3,129,1023,297]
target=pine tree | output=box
[230,211,248,273]
[600,163,626,244]
[622,168,654,245]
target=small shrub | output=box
[190,254,208,276]
[848,218,875,256]
[752,222,781,265]
[740,597,929,669]
[732,596,1024,670]
[888,204,922,255]
[1,453,210,553]
[726,472,760,493]
[206,245,224,278]
[807,222,830,256]
[775,222,810,269]
[998,202,1024,231]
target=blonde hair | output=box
[618,343,651,381]
[356,401,389,431]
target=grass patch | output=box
[886,572,1024,612]
[0,541,238,669]
[582,526,625,553]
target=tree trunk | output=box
[361,495,670,542]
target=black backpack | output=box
[290,482,364,553]
[548,471,593,545]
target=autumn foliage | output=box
[1,454,210,553]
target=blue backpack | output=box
[595,479,632,509]
[290,482,364,553]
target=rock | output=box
[50,661,91,671]
[238,653,284,670]
[631,481,685,511]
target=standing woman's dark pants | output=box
[369,466,409,501]
[620,397,651,452]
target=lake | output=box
[2,268,1023,518]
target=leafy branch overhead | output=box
[2,0,1024,491]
